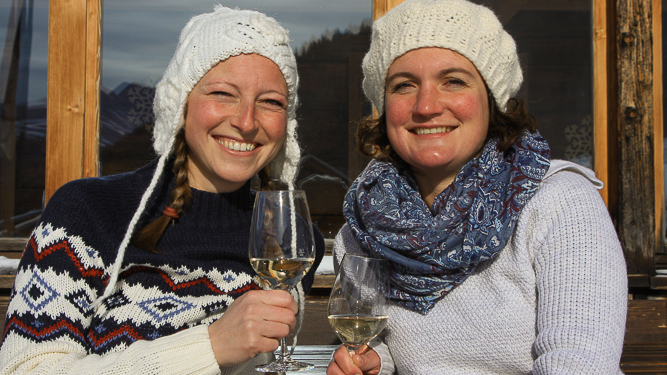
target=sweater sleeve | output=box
[1,325,220,375]
[0,182,222,375]
[527,171,627,374]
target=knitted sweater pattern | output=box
[0,160,323,374]
[335,161,627,374]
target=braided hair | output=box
[132,130,277,253]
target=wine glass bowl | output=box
[250,257,313,291]
[328,254,390,353]
[249,190,315,372]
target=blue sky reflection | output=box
[101,1,371,93]
[0,0,370,103]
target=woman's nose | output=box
[413,84,443,118]
[232,101,258,133]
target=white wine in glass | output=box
[250,257,313,291]
[328,254,389,353]
[249,190,315,372]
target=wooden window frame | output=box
[45,0,101,202]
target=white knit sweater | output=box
[334,160,627,374]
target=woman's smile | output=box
[214,136,259,152]
[413,126,458,135]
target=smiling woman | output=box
[328,0,627,374]
[184,54,289,194]
[0,6,326,374]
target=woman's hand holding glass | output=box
[249,190,316,372]
[207,289,298,367]
[327,254,389,375]
[328,345,382,375]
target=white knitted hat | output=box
[92,6,301,308]
[153,4,300,185]
[362,0,522,113]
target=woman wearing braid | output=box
[0,6,324,375]
[328,0,627,374]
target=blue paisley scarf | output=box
[343,130,551,314]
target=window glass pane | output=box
[100,1,372,238]
[0,0,48,238]
[474,0,593,168]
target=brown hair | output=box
[132,129,275,253]
[356,95,538,169]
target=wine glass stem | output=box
[279,337,290,361]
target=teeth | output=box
[415,126,454,135]
[217,138,256,152]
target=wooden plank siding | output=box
[0,238,28,255]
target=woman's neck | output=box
[412,169,456,208]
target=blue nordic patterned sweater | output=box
[0,159,324,374]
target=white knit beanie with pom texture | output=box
[362,0,522,113]
[153,4,300,185]
[92,6,300,309]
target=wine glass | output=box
[249,190,316,372]
[327,254,390,354]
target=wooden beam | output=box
[616,0,660,275]
[0,237,27,253]
[593,0,610,206]
[84,0,101,179]
[653,0,664,260]
[45,0,100,204]
[373,0,405,20]
[46,0,86,202]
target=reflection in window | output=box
[99,1,372,238]
[480,0,593,167]
[96,0,594,239]
[0,0,48,238]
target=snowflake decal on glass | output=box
[564,115,593,168]
[127,85,155,127]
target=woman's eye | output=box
[390,81,414,93]
[212,91,232,97]
[444,78,467,87]
[262,99,286,109]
